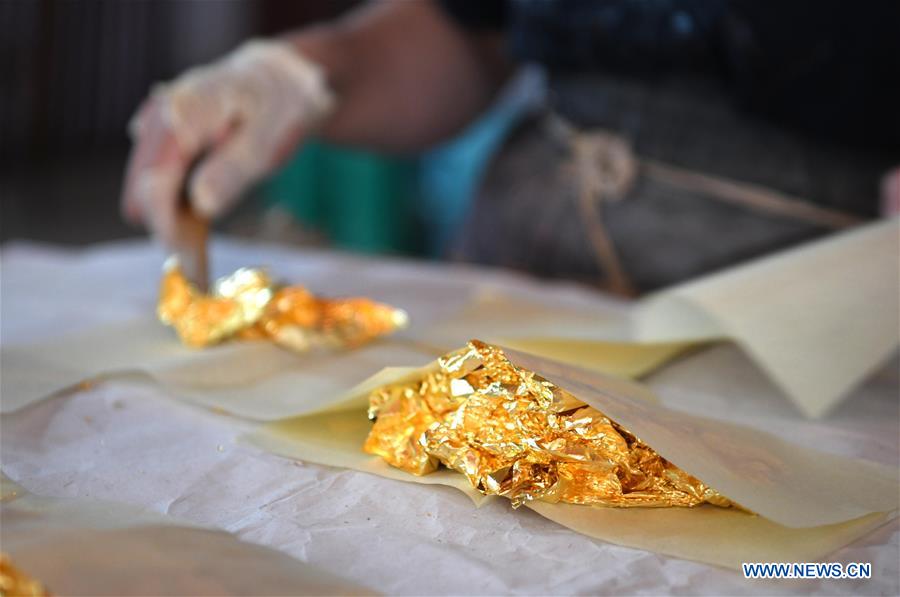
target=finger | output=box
[162,70,237,156]
[188,129,271,219]
[122,100,185,221]
[121,99,192,245]
[122,67,237,223]
[133,169,185,247]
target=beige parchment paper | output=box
[631,218,900,418]
[425,219,900,418]
[0,473,375,596]
[0,319,671,420]
[0,317,441,420]
[421,290,699,379]
[244,348,899,569]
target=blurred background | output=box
[2,0,896,293]
[0,0,537,255]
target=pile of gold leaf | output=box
[364,340,735,509]
[158,259,408,352]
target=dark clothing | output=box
[439,0,900,150]
[438,0,898,292]
[451,109,864,292]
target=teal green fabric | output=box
[264,142,421,254]
[418,81,537,255]
[263,71,539,257]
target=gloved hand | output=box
[121,40,335,246]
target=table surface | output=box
[1,238,897,596]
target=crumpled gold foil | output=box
[364,340,735,509]
[158,259,408,351]
[0,553,50,597]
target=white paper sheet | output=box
[1,239,897,595]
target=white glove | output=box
[122,40,335,245]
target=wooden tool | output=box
[172,164,209,292]
[172,208,209,292]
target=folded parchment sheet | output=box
[2,219,895,420]
[0,474,374,596]
[0,318,439,420]
[427,218,900,418]
[246,347,899,569]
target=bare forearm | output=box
[288,0,511,153]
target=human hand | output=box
[121,40,334,246]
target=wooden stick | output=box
[173,205,209,293]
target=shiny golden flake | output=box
[158,259,408,351]
[0,553,50,597]
[364,340,735,509]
